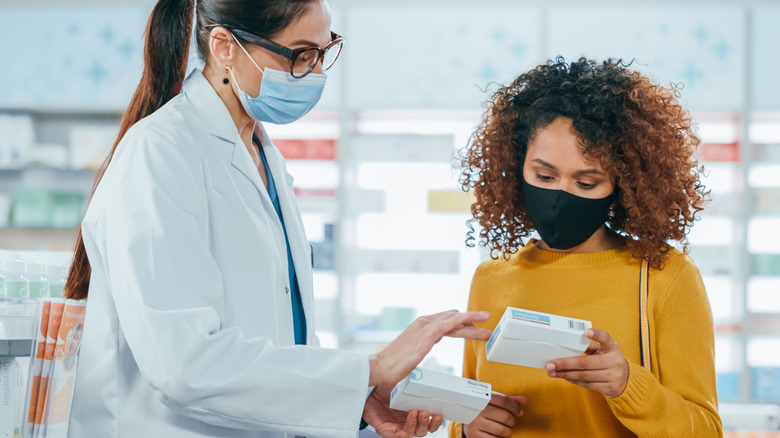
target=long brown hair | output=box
[65,0,322,300]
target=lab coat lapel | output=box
[254,125,315,343]
[182,69,288,275]
[229,137,268,201]
[180,70,272,204]
[182,70,312,342]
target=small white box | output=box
[389,368,491,424]
[486,307,592,369]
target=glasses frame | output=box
[207,24,344,78]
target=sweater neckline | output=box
[519,239,632,266]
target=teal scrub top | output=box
[255,136,307,345]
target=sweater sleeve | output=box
[606,258,722,437]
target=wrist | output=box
[368,354,383,386]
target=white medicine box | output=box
[389,368,491,424]
[486,307,592,369]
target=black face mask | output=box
[522,176,617,250]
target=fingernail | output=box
[586,329,594,337]
[479,311,489,318]
[546,363,555,371]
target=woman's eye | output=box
[536,174,554,181]
[578,182,596,189]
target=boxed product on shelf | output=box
[10,189,85,229]
[752,367,780,401]
[28,143,69,169]
[0,355,29,438]
[717,371,739,402]
[486,307,592,369]
[0,113,34,169]
[389,367,491,424]
[69,124,117,170]
[752,254,780,276]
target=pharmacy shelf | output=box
[0,316,36,341]
[0,167,96,174]
[0,228,79,251]
[744,314,780,336]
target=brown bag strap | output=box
[639,259,651,371]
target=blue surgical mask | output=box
[228,36,327,125]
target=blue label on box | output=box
[512,310,551,325]
[486,323,502,353]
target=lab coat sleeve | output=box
[95,124,368,437]
[605,259,722,437]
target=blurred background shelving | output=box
[2,0,780,434]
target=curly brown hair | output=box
[461,57,709,270]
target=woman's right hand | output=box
[368,310,492,386]
[464,393,526,438]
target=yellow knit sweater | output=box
[449,241,722,438]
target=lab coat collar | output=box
[181,68,240,144]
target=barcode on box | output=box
[568,320,586,331]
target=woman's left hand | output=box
[545,328,629,398]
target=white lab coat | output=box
[68,69,370,438]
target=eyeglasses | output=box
[207,25,344,79]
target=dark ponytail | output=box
[65,0,194,300]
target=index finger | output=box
[444,326,493,341]
[429,312,490,338]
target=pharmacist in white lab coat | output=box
[65,0,492,437]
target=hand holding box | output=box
[389,368,491,424]
[486,307,592,369]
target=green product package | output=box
[10,190,52,228]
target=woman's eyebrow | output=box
[289,39,321,47]
[532,158,556,170]
[576,169,606,175]
[532,158,605,175]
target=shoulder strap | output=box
[639,259,651,371]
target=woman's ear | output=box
[208,26,236,66]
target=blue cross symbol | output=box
[712,39,733,60]
[493,28,506,42]
[101,27,115,43]
[694,26,709,44]
[513,43,525,57]
[118,39,135,59]
[87,61,108,85]
[479,64,498,83]
[680,63,703,87]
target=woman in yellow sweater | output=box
[449,58,721,437]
